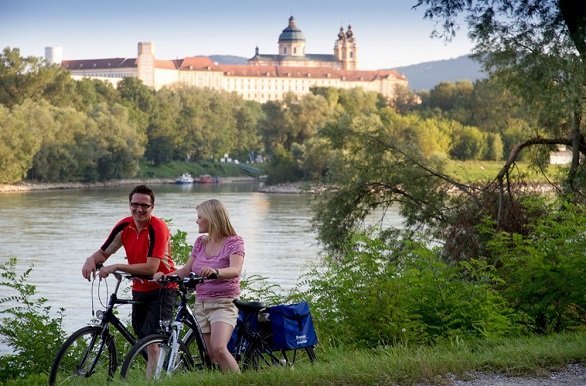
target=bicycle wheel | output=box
[120,333,194,380]
[241,340,282,370]
[182,328,208,370]
[48,326,116,386]
[279,346,317,366]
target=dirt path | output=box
[417,364,586,386]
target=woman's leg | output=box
[209,322,239,373]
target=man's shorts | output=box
[132,288,177,339]
[194,298,238,334]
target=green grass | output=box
[444,160,568,184]
[8,331,586,386]
[135,160,262,179]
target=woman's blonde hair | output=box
[196,199,237,241]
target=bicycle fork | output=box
[155,321,184,378]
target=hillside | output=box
[209,55,248,65]
[394,55,486,91]
[209,54,486,92]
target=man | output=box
[81,184,176,377]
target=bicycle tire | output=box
[182,327,208,370]
[48,325,116,386]
[241,338,281,370]
[120,333,194,380]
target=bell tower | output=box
[334,25,357,70]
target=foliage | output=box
[167,221,192,266]
[265,146,304,184]
[0,101,44,183]
[414,0,586,192]
[301,232,518,348]
[0,47,75,108]
[0,258,67,381]
[481,199,586,333]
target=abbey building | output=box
[51,17,408,103]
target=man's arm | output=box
[101,256,160,277]
[82,249,110,281]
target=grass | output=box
[7,331,586,386]
[444,160,568,184]
[136,160,267,179]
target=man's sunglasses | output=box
[130,202,152,209]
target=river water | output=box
[0,182,403,353]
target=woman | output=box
[156,198,244,373]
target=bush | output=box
[0,258,67,382]
[483,199,586,333]
[301,232,519,348]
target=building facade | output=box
[53,17,407,103]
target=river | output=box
[0,181,403,353]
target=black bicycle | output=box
[48,269,150,385]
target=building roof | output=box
[216,64,406,81]
[249,53,338,63]
[61,56,405,81]
[278,16,305,42]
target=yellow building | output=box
[53,17,408,103]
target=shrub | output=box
[301,232,519,348]
[0,258,67,382]
[483,200,586,333]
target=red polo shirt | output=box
[100,215,175,292]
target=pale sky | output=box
[0,0,475,70]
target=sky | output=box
[0,0,475,70]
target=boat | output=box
[196,174,220,184]
[175,173,194,184]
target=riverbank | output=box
[0,177,257,193]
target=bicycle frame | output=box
[89,272,144,371]
[157,274,211,373]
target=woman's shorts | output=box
[194,298,238,334]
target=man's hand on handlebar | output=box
[98,264,117,279]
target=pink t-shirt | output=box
[191,235,245,300]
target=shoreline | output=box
[0,176,258,193]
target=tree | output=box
[413,0,586,195]
[0,101,44,183]
[0,47,75,108]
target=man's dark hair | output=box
[129,185,155,204]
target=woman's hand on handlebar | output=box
[153,272,166,282]
[200,266,219,279]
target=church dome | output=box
[278,16,305,42]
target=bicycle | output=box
[231,299,317,370]
[121,273,317,379]
[48,269,150,385]
[120,273,210,379]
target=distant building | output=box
[50,16,407,103]
[248,16,357,70]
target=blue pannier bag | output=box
[267,301,318,350]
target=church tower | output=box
[334,25,358,70]
[278,16,306,58]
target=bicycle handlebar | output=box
[156,272,215,289]
[95,263,153,282]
